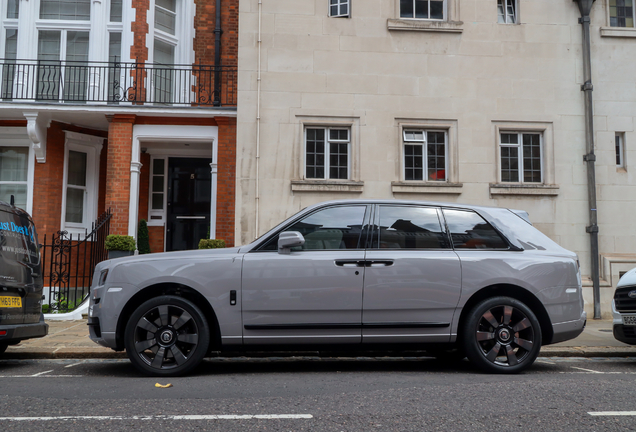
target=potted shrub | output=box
[198,239,226,249]
[105,234,136,259]
[137,219,151,254]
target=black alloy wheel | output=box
[463,296,542,374]
[124,295,210,377]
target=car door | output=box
[362,204,461,344]
[241,204,370,345]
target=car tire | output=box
[462,296,542,374]
[124,295,210,377]
[0,342,8,357]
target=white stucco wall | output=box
[237,0,636,318]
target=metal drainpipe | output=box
[213,0,223,106]
[575,0,601,319]
[255,0,262,238]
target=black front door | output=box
[166,157,211,251]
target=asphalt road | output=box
[1,357,636,431]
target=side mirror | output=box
[278,231,305,254]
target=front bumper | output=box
[0,316,48,344]
[550,310,587,344]
[87,316,120,350]
[613,324,636,345]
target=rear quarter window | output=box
[443,208,508,250]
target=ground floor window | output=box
[0,146,29,208]
[403,130,447,181]
[305,127,350,180]
[61,132,102,234]
[499,132,542,183]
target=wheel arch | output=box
[457,284,554,346]
[114,283,221,351]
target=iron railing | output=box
[40,209,112,313]
[0,59,237,106]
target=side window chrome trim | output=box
[252,204,371,252]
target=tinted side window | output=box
[260,206,367,251]
[443,209,508,249]
[375,206,449,249]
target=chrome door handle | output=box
[367,260,394,267]
[335,260,365,267]
[175,216,206,220]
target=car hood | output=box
[104,247,242,266]
[617,268,636,289]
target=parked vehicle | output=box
[88,200,586,376]
[0,200,48,356]
[612,268,636,345]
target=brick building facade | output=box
[0,0,238,255]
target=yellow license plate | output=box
[0,296,22,308]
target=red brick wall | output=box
[193,0,238,106]
[194,0,238,66]
[131,0,149,64]
[148,225,165,253]
[105,115,136,235]
[31,122,107,239]
[215,116,236,247]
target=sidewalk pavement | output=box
[3,318,635,360]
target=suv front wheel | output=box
[462,296,542,374]
[124,295,210,377]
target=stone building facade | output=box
[0,0,238,254]
[236,0,636,317]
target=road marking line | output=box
[0,414,313,421]
[571,367,603,374]
[589,412,636,416]
[31,370,54,377]
[0,375,83,378]
[64,362,83,368]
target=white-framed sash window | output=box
[61,131,103,235]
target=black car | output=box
[0,200,48,356]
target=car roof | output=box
[0,200,32,219]
[299,199,525,216]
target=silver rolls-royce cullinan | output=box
[88,200,586,376]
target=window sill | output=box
[391,181,463,194]
[600,26,636,38]
[489,184,559,196]
[291,180,364,193]
[387,19,464,33]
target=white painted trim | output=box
[60,131,104,236]
[23,111,49,163]
[121,0,134,64]
[0,127,34,214]
[0,103,235,117]
[147,155,167,226]
[0,414,314,421]
[130,124,218,240]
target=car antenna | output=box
[10,194,15,206]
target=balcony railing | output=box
[0,59,236,107]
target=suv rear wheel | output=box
[124,295,210,377]
[462,296,542,374]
